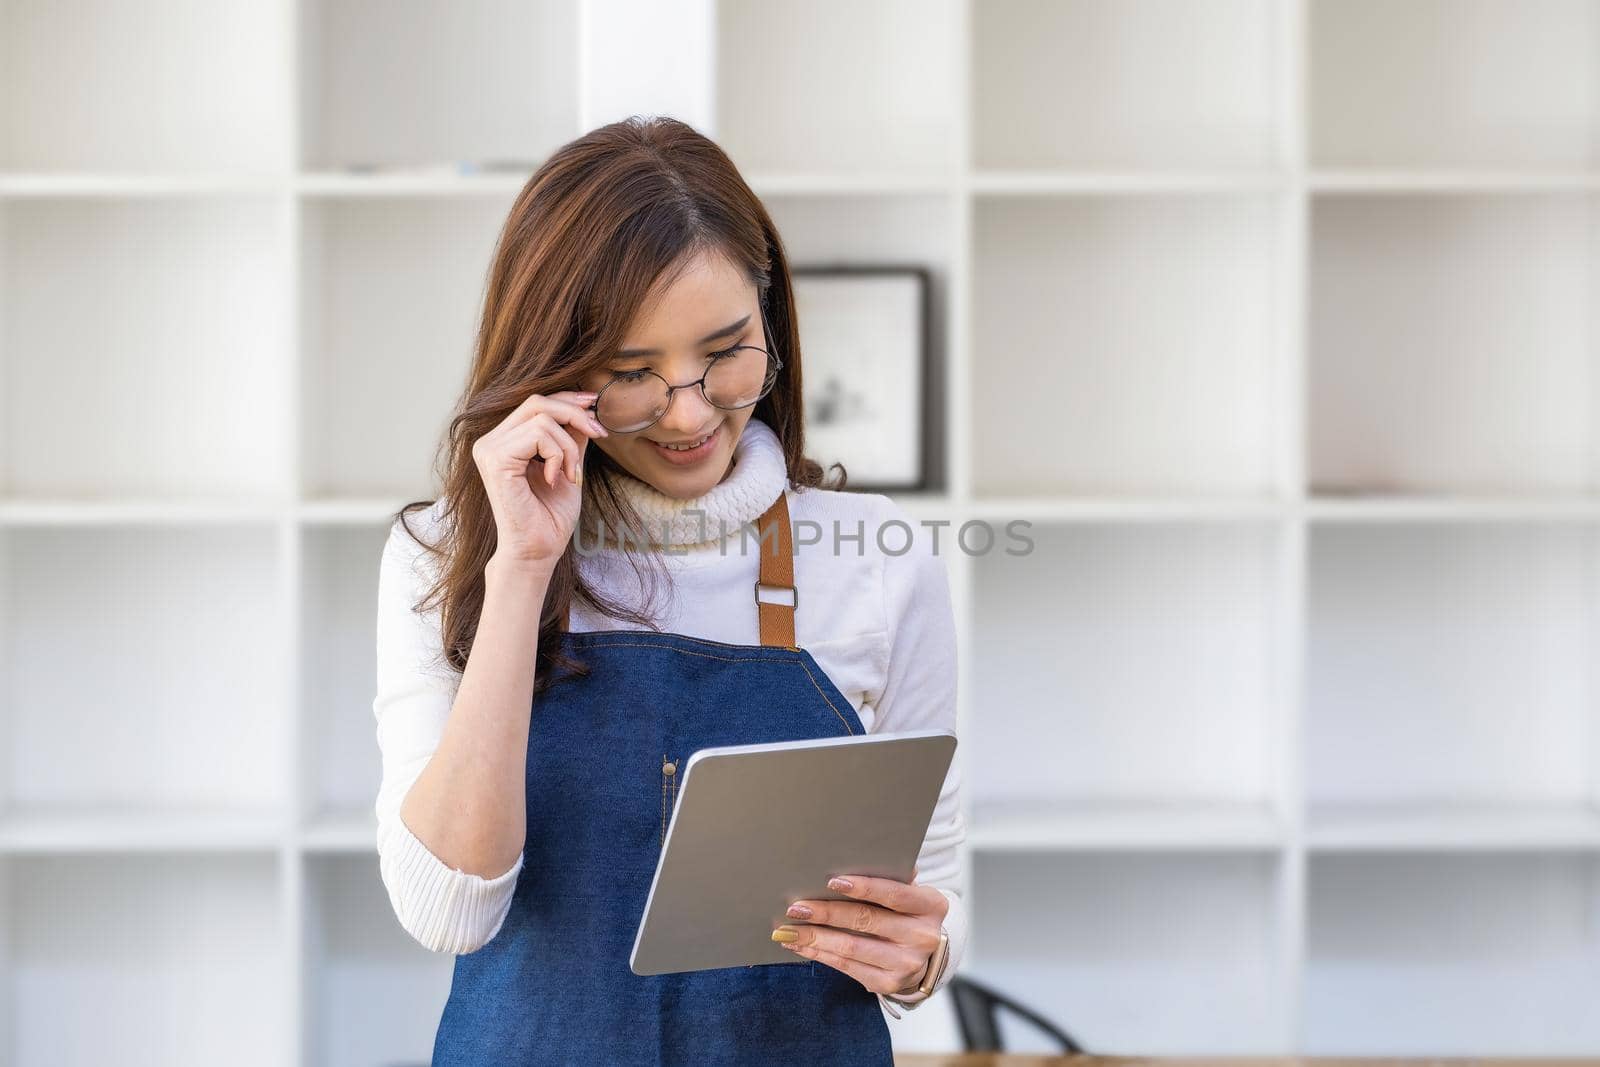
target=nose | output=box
[653,375,717,435]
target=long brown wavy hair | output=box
[391,116,845,699]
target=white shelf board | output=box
[743,172,958,195]
[0,174,292,197]
[300,811,378,854]
[1308,803,1600,852]
[971,171,1286,194]
[295,170,534,197]
[7,168,1600,200]
[5,798,1595,859]
[7,168,1600,199]
[0,809,284,853]
[6,493,1600,529]
[966,495,1287,523]
[296,498,413,525]
[1310,169,1600,193]
[0,499,290,525]
[970,801,1286,852]
[1304,494,1600,522]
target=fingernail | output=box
[787,903,812,919]
[575,465,583,485]
[770,927,800,943]
[828,877,852,892]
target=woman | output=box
[372,115,966,1065]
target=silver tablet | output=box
[629,728,957,977]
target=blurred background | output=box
[5,0,1600,1062]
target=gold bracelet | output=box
[916,927,950,997]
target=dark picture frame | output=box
[789,265,931,493]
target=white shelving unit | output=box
[5,0,1600,1060]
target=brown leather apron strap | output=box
[755,490,798,650]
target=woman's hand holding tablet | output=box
[772,868,950,997]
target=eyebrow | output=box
[615,314,751,358]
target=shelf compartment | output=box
[299,195,515,498]
[302,523,390,822]
[971,852,1286,1053]
[1,524,288,813]
[297,0,578,172]
[7,853,287,1066]
[971,522,1282,820]
[1307,523,1599,809]
[1310,0,1600,170]
[973,0,1281,171]
[715,0,960,176]
[0,197,293,500]
[304,852,455,1067]
[1309,192,1600,495]
[972,193,1280,497]
[760,193,953,491]
[1306,852,1600,1054]
[0,0,292,174]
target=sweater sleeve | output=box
[865,497,969,1018]
[373,510,522,955]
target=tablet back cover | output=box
[629,728,956,976]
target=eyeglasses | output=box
[586,342,784,434]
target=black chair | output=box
[947,974,1087,1053]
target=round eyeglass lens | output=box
[594,376,669,433]
[702,346,775,409]
[594,347,776,432]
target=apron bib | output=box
[431,488,896,1066]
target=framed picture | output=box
[790,265,930,493]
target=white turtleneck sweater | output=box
[372,416,967,1017]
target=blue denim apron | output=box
[431,489,895,1067]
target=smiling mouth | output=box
[653,430,715,450]
[647,425,721,461]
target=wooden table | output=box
[897,1058,1600,1066]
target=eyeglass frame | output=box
[583,322,785,434]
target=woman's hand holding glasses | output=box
[472,389,608,572]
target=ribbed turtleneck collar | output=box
[578,416,789,549]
